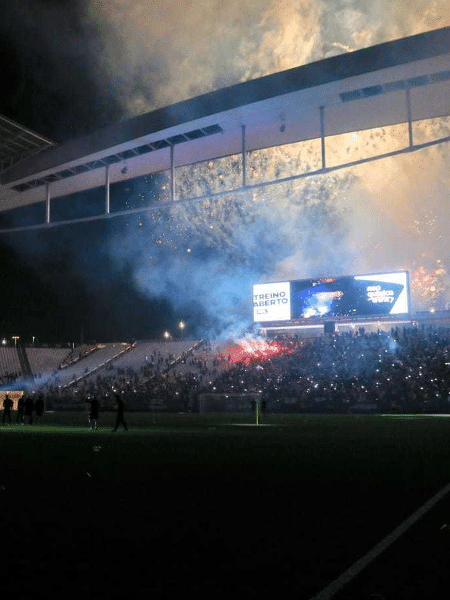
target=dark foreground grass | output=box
[2,412,450,598]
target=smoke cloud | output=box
[87,0,450,336]
[88,0,450,116]
[105,175,352,336]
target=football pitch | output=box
[2,412,450,598]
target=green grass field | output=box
[2,412,450,598]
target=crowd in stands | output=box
[2,325,450,414]
[0,371,21,386]
[203,326,450,413]
[41,345,208,412]
[58,345,97,369]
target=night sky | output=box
[0,1,448,344]
[0,1,124,142]
[0,1,183,343]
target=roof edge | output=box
[2,25,450,185]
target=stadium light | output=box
[178,321,185,338]
[163,330,171,340]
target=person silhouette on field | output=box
[16,395,25,424]
[25,396,34,425]
[86,395,99,430]
[2,394,13,425]
[112,394,128,432]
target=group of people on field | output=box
[86,393,128,431]
[1,392,127,431]
[2,394,44,425]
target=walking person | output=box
[261,397,267,420]
[25,396,34,425]
[34,395,44,424]
[2,394,13,425]
[86,395,99,430]
[16,395,25,424]
[112,393,128,432]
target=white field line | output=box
[309,480,450,600]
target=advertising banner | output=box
[0,390,24,411]
[253,281,291,322]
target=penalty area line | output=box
[309,479,450,600]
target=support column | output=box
[170,144,175,202]
[105,165,110,215]
[45,183,51,224]
[241,124,247,187]
[406,87,414,148]
[320,106,326,170]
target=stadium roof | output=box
[0,114,55,176]
[1,25,450,214]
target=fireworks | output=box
[104,117,450,339]
[411,260,449,310]
[217,338,297,366]
[95,2,450,337]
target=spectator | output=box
[25,396,34,425]
[2,394,13,425]
[86,395,99,431]
[35,395,45,424]
[112,394,128,432]
[16,395,25,424]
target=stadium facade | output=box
[0,26,449,231]
[0,27,450,337]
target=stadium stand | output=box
[34,343,132,392]
[199,326,450,414]
[1,326,450,415]
[106,339,200,373]
[0,347,22,384]
[52,339,203,411]
[58,344,98,369]
[26,347,72,380]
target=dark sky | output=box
[0,0,125,142]
[0,221,179,344]
[0,1,175,343]
[0,1,310,344]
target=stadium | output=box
[1,17,450,599]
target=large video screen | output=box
[253,272,409,322]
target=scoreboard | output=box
[253,271,410,322]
